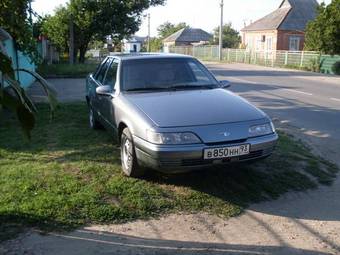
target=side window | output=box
[94,59,107,79]
[95,59,111,83]
[103,59,119,88]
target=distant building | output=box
[122,36,147,53]
[163,28,212,52]
[241,0,318,51]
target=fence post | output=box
[254,51,257,65]
[284,51,288,65]
[236,50,238,62]
[300,51,304,67]
[227,49,230,62]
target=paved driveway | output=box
[12,64,339,255]
[28,78,86,103]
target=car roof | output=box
[107,53,193,61]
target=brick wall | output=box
[277,30,305,51]
[242,30,306,51]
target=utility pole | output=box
[219,0,224,61]
[147,13,151,52]
[28,0,33,26]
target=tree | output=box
[141,37,163,52]
[43,0,165,63]
[304,0,340,55]
[0,0,39,62]
[42,7,70,53]
[211,23,241,49]
[157,22,189,39]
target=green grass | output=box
[37,63,98,78]
[0,103,338,241]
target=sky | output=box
[31,0,331,37]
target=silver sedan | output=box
[86,54,278,177]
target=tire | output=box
[89,107,101,130]
[120,128,145,177]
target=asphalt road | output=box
[208,63,340,166]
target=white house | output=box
[122,36,146,53]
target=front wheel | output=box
[120,128,145,177]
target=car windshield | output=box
[121,58,219,92]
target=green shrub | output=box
[332,61,340,75]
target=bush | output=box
[332,61,340,75]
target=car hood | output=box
[124,89,266,128]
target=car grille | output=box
[205,139,247,146]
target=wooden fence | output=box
[169,46,340,74]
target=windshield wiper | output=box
[125,87,169,92]
[168,84,217,90]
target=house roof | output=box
[163,28,212,43]
[241,0,318,32]
[123,36,147,44]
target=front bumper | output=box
[133,133,279,173]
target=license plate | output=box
[204,144,250,160]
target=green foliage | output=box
[88,40,104,50]
[332,61,340,75]
[0,0,39,62]
[211,23,241,48]
[305,0,340,54]
[0,103,338,240]
[157,22,189,39]
[142,37,163,52]
[42,7,70,53]
[42,0,166,63]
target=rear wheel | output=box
[120,128,144,177]
[89,107,101,129]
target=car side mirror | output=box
[96,85,114,97]
[219,80,231,89]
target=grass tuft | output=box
[37,63,98,78]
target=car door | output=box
[93,58,113,122]
[100,58,119,133]
[88,58,111,116]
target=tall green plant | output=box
[0,32,57,139]
[305,0,340,55]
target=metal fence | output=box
[169,46,321,71]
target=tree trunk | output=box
[78,45,88,64]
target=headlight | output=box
[249,123,274,138]
[146,131,201,145]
